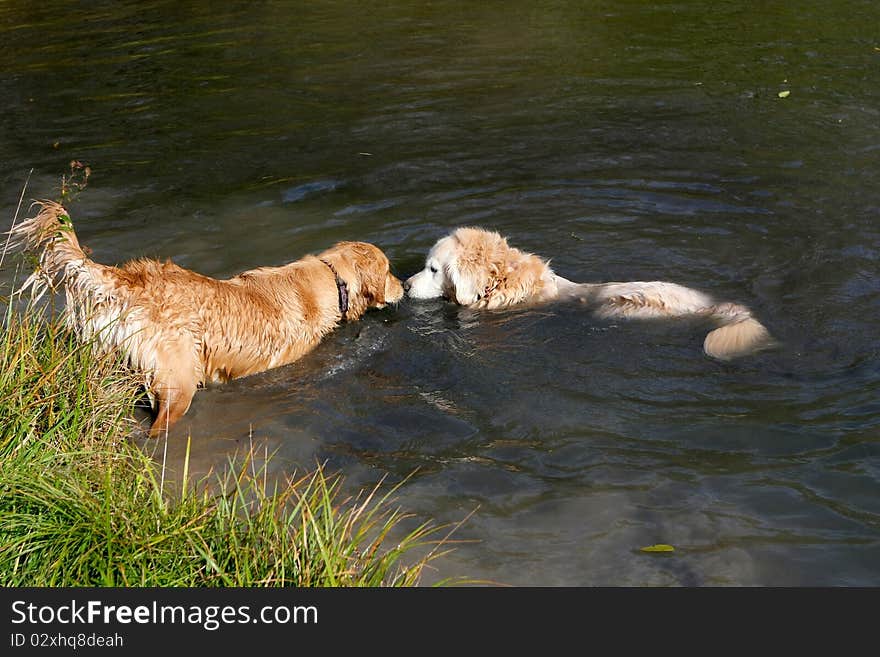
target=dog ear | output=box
[446,259,485,306]
[355,247,386,305]
[371,268,387,305]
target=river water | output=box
[2,1,879,585]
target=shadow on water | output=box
[2,0,880,585]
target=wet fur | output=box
[8,201,404,437]
[405,227,774,360]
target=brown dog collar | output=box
[320,259,349,319]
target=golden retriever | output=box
[405,227,774,360]
[10,201,403,437]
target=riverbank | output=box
[0,294,450,586]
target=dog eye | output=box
[429,265,438,273]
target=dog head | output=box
[405,227,524,306]
[318,241,403,319]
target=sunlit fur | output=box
[405,226,774,360]
[9,201,403,437]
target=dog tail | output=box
[703,302,775,360]
[574,279,775,360]
[6,200,95,300]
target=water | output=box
[1,0,879,585]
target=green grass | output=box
[0,294,455,587]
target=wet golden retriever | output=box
[10,201,403,437]
[405,227,773,360]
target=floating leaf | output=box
[778,90,791,98]
[640,544,675,553]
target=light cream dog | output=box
[405,227,773,360]
[9,201,404,436]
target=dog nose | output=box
[403,279,411,292]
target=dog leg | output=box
[146,341,199,439]
[148,373,197,438]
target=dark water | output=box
[2,1,879,585]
